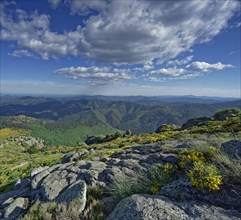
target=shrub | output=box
[26,145,39,154]
[109,176,149,202]
[148,163,177,194]
[189,161,222,191]
[178,149,206,169]
[213,108,241,121]
[215,151,241,188]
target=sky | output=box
[0,0,241,97]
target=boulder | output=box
[2,197,29,220]
[61,150,89,163]
[155,124,178,133]
[107,194,241,220]
[39,170,77,201]
[181,117,212,129]
[56,180,86,212]
[30,166,49,177]
[220,140,241,159]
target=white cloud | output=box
[8,49,32,57]
[149,68,186,76]
[0,0,240,63]
[66,0,107,15]
[48,0,61,9]
[186,62,233,72]
[146,61,233,81]
[54,66,133,85]
[167,56,194,66]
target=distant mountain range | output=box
[1,95,240,134]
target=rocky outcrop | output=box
[107,194,241,220]
[181,117,212,129]
[155,124,178,133]
[1,136,44,148]
[0,141,240,219]
[61,150,91,163]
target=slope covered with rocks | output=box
[1,139,241,219]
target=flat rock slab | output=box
[107,194,241,220]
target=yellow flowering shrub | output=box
[149,181,161,194]
[178,149,206,169]
[189,161,222,191]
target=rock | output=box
[30,166,49,177]
[181,117,212,129]
[158,178,197,200]
[107,194,241,220]
[61,150,89,163]
[0,188,30,207]
[3,197,29,220]
[220,140,241,159]
[31,169,50,190]
[125,130,133,136]
[56,180,86,212]
[13,178,30,191]
[155,124,178,133]
[40,170,77,201]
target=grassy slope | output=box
[0,112,240,194]
[0,116,119,146]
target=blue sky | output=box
[1,0,240,97]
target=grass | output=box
[214,151,241,193]
[0,128,30,142]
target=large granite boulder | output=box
[220,140,241,159]
[107,194,241,220]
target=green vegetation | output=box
[0,116,118,146]
[0,128,30,141]
[0,109,240,196]
[1,97,240,134]
[0,142,86,193]
[22,186,107,220]
[213,108,241,121]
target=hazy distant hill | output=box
[1,95,240,134]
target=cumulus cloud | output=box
[48,0,61,9]
[146,61,233,81]
[8,49,32,57]
[167,56,194,66]
[186,62,233,72]
[54,66,133,85]
[149,68,186,76]
[0,0,240,63]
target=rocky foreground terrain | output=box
[0,140,241,220]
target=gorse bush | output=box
[178,149,207,169]
[177,148,223,191]
[189,161,222,191]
